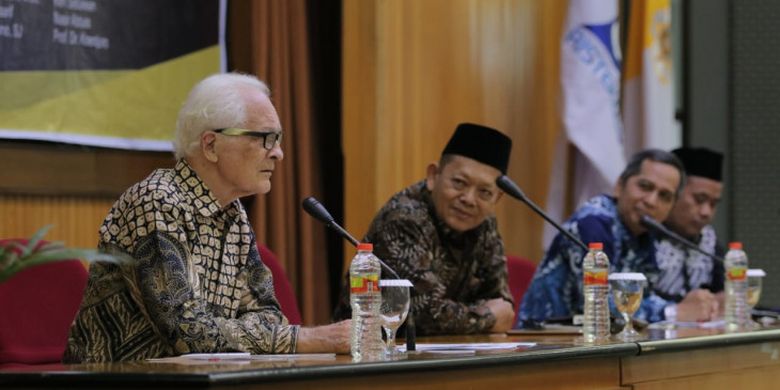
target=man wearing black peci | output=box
[334,123,516,335]
[653,147,725,323]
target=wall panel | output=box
[0,140,172,248]
[0,194,114,248]
[730,0,780,307]
[343,0,566,263]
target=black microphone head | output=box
[302,197,335,224]
[639,215,661,230]
[496,175,526,201]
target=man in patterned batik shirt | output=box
[64,73,349,363]
[653,147,725,323]
[518,149,685,326]
[334,123,516,335]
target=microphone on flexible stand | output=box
[302,196,359,246]
[302,196,400,279]
[497,175,594,330]
[496,175,589,252]
[639,215,724,263]
[301,196,414,350]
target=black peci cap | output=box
[672,147,723,182]
[441,123,512,174]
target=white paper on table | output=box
[647,319,725,329]
[248,353,336,361]
[397,342,535,353]
[181,352,251,360]
[148,353,252,365]
[148,352,336,363]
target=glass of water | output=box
[379,279,412,358]
[747,269,765,329]
[609,273,647,341]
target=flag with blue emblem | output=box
[544,0,626,248]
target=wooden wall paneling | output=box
[265,357,623,390]
[0,194,115,248]
[0,140,174,197]
[343,0,566,266]
[0,140,173,247]
[623,341,780,389]
[629,366,780,390]
[498,0,566,261]
[343,0,379,259]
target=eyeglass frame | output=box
[214,127,283,150]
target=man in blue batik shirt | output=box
[517,149,685,326]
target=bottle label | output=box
[350,274,380,293]
[584,270,608,286]
[727,267,747,281]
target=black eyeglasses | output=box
[214,128,283,150]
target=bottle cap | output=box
[728,242,743,250]
[588,242,603,250]
[357,243,373,251]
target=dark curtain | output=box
[228,0,342,325]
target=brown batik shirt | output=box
[63,160,296,363]
[335,181,512,335]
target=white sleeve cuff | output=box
[664,303,678,322]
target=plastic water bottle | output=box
[724,241,749,331]
[582,242,610,342]
[350,243,383,361]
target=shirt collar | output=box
[174,159,239,219]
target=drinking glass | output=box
[379,279,412,358]
[746,269,766,329]
[608,273,647,341]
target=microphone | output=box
[301,196,400,278]
[639,215,725,263]
[496,175,588,252]
[302,197,360,246]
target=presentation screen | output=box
[0,0,225,151]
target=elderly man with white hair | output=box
[64,73,350,363]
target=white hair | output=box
[173,73,270,160]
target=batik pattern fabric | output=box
[653,225,724,303]
[334,181,512,335]
[517,194,669,325]
[63,160,296,363]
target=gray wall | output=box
[686,0,731,243]
[730,0,780,308]
[688,0,780,307]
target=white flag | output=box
[622,0,681,154]
[543,0,626,248]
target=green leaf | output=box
[0,226,125,284]
[20,225,53,258]
[0,248,15,274]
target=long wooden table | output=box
[2,328,780,389]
